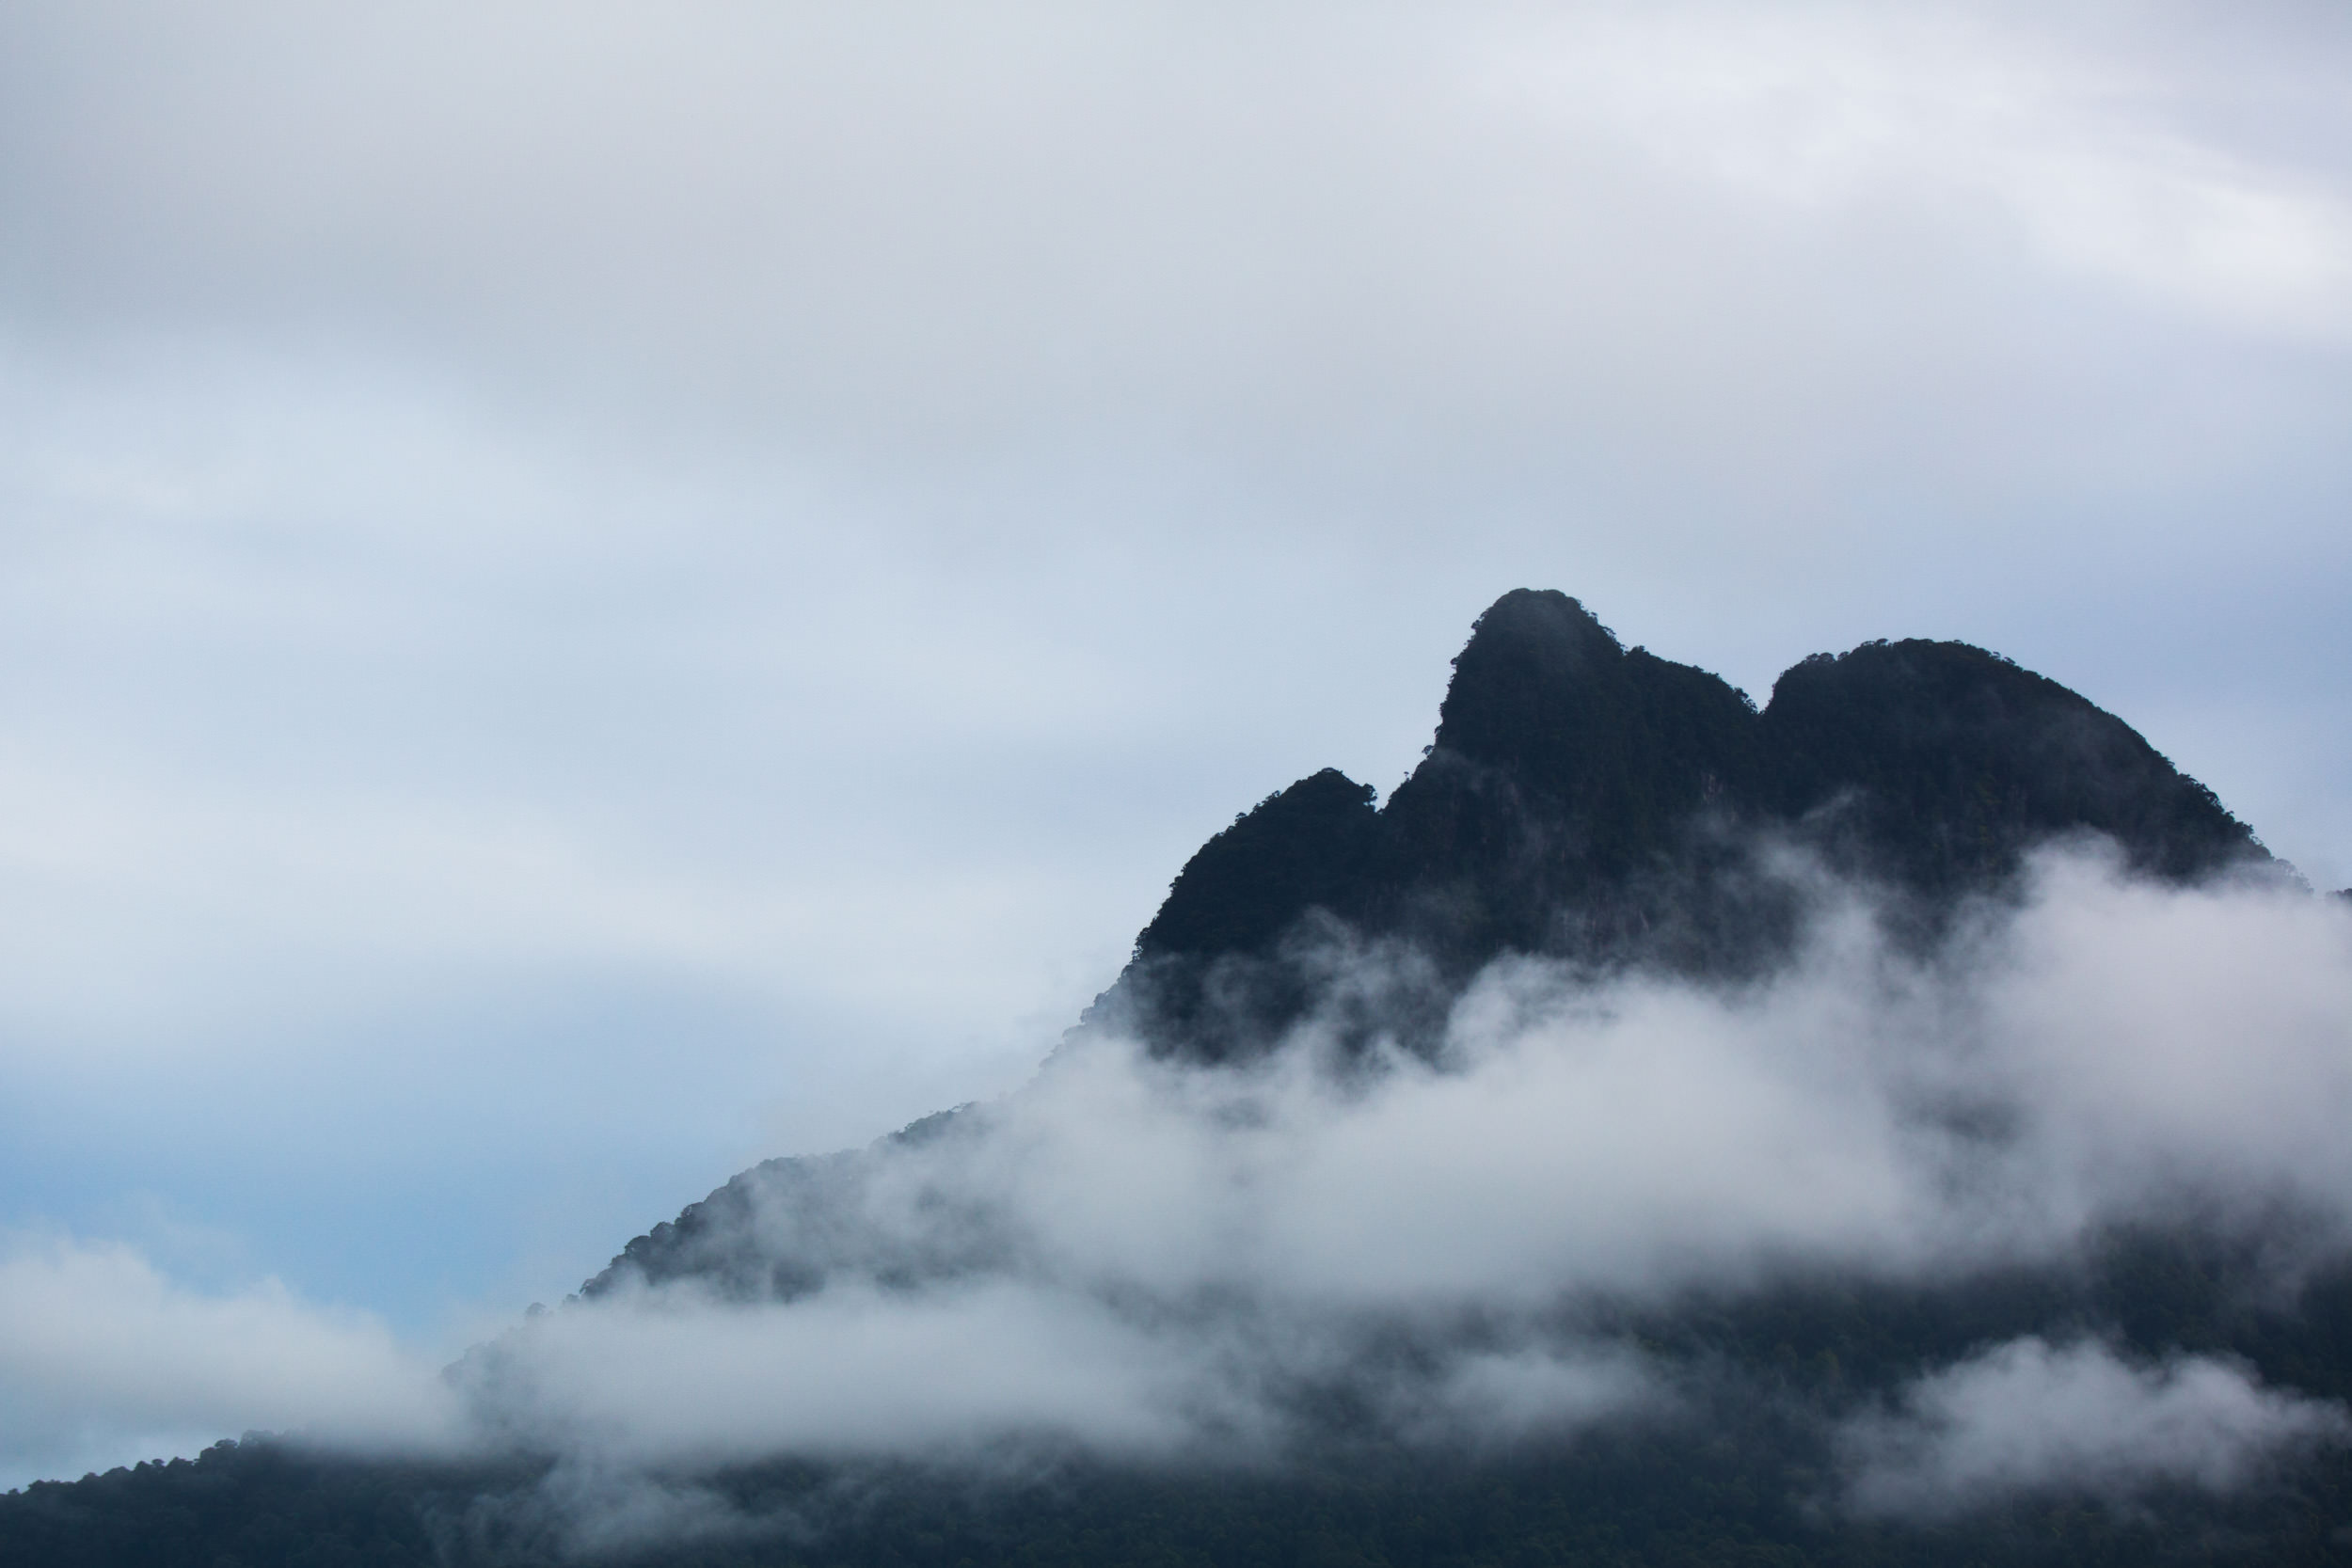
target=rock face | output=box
[1101,589,2264,1063]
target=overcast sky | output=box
[2,0,2350,1484]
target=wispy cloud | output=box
[17,847,2352,1524]
[440,847,2352,1478]
[1840,1336,2349,1515]
[0,1234,458,1490]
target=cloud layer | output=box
[444,849,2352,1500]
[1843,1336,2349,1515]
[0,1236,455,1489]
[14,847,2352,1525]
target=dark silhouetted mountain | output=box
[1132,768,1382,958]
[1756,635,2257,888]
[1105,589,2265,1063]
[584,588,2280,1295]
[576,591,2290,1307]
[6,589,2330,1568]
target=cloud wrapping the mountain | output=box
[0,1235,458,1488]
[1974,852,2352,1226]
[460,1280,1233,1467]
[1840,1336,2350,1515]
[17,846,2350,1512]
[446,846,2352,1482]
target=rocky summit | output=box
[1102,588,2265,1062]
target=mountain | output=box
[6,590,2340,1568]
[1106,589,2265,1063]
[583,590,2276,1301]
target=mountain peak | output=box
[1133,768,1378,960]
[1102,589,2268,1064]
[1427,590,1629,772]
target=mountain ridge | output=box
[1099,588,2266,1065]
[584,587,2277,1296]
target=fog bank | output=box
[450,847,2352,1504]
[17,845,2351,1525]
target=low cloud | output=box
[0,1234,459,1489]
[459,1280,1232,1468]
[21,844,2352,1526]
[437,845,2352,1481]
[1839,1336,2350,1515]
